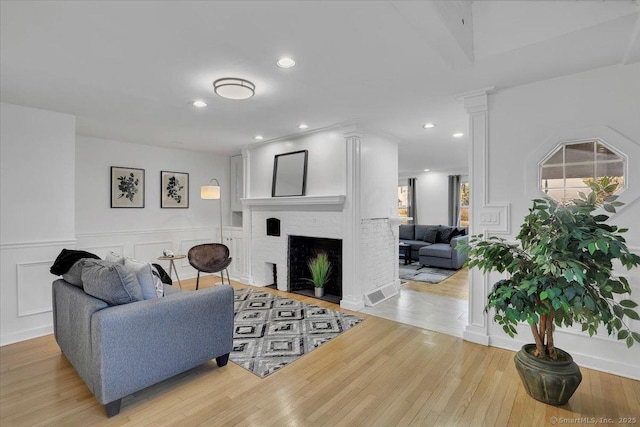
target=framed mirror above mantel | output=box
[272,150,308,197]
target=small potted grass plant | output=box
[307,252,332,298]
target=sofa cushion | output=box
[398,224,414,241]
[436,227,454,244]
[423,227,439,244]
[62,259,87,287]
[81,259,143,305]
[125,258,158,300]
[419,243,453,259]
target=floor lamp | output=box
[201,178,223,244]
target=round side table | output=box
[157,255,186,288]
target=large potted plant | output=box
[460,183,640,405]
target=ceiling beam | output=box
[391,0,474,69]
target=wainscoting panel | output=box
[17,261,54,317]
[78,245,125,259]
[133,241,173,265]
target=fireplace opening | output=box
[288,235,342,303]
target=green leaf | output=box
[603,204,616,213]
[588,242,597,255]
[618,330,629,340]
[623,309,640,320]
[540,291,549,300]
[626,336,634,348]
[632,332,640,344]
[620,300,638,308]
[584,296,596,311]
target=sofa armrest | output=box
[90,285,234,404]
[450,235,469,269]
[52,279,109,384]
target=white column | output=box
[456,87,510,346]
[340,127,364,311]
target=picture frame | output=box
[272,150,308,197]
[111,166,145,208]
[161,171,189,208]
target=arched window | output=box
[539,139,626,204]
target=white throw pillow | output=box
[105,251,125,265]
[124,258,158,300]
[150,265,165,297]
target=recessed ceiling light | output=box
[423,169,430,172]
[298,123,309,129]
[277,57,296,68]
[192,100,207,107]
[453,132,464,138]
[423,123,435,129]
[254,135,263,140]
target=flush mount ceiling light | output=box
[423,123,435,129]
[254,135,264,140]
[277,57,296,68]
[192,100,207,107]
[453,132,464,138]
[298,123,308,129]
[213,78,255,100]
[423,169,431,172]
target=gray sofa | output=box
[52,279,234,417]
[399,224,469,269]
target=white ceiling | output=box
[1,1,638,175]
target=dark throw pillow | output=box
[436,227,454,244]
[423,227,439,244]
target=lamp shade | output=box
[201,185,220,199]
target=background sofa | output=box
[52,278,234,416]
[399,224,469,269]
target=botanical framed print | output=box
[161,171,189,208]
[111,166,145,208]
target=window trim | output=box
[538,137,628,202]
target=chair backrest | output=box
[188,244,230,273]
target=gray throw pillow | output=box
[81,259,143,305]
[436,227,454,244]
[62,259,87,287]
[124,257,158,300]
[423,227,438,244]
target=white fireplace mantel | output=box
[241,195,346,210]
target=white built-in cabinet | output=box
[222,227,244,279]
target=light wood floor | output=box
[1,276,638,426]
[403,267,469,300]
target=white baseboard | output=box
[1,325,53,347]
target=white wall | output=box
[75,135,229,281]
[360,132,398,219]
[470,63,640,378]
[247,129,346,198]
[400,170,467,226]
[1,103,76,243]
[0,103,76,345]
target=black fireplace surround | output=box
[288,235,342,297]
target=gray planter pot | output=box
[314,287,324,298]
[514,344,582,406]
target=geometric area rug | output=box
[399,262,457,284]
[230,288,364,378]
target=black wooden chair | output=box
[188,243,232,289]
